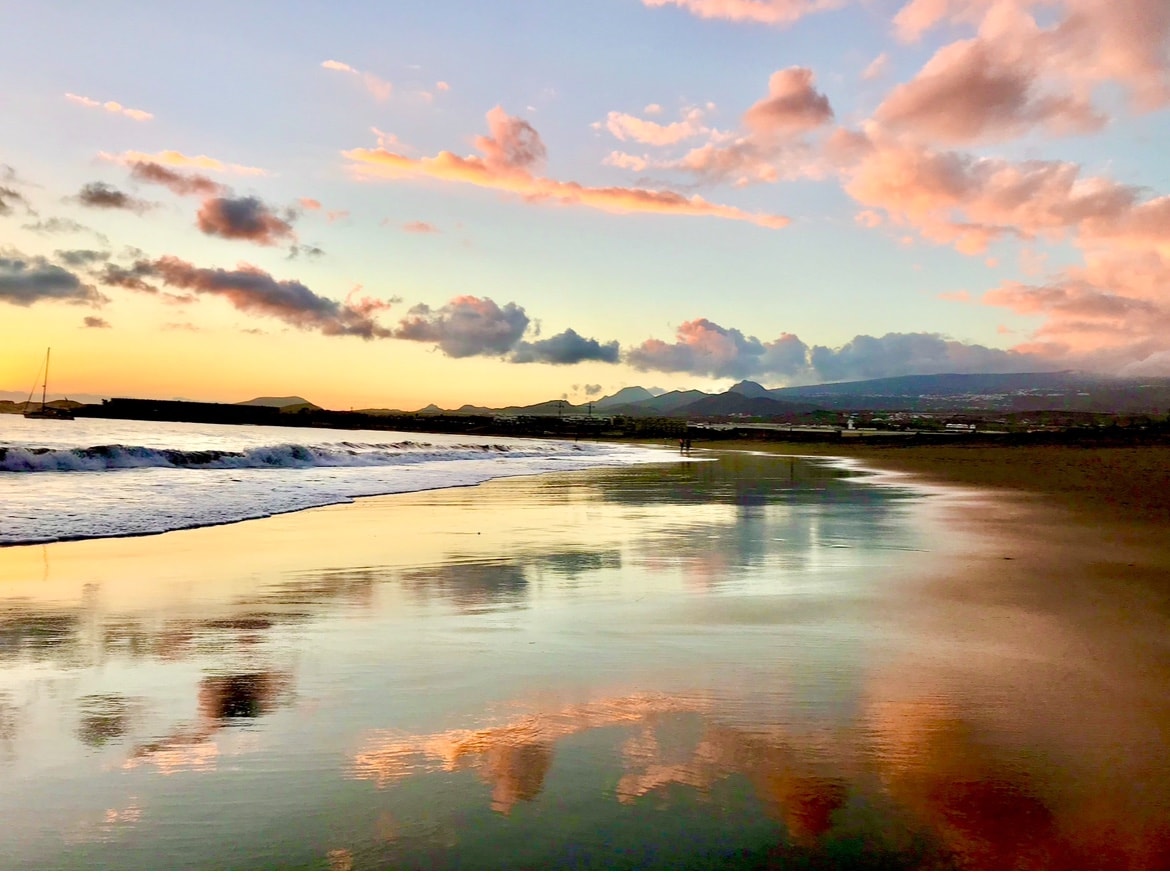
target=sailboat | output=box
[23,348,75,420]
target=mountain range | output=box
[7,372,1170,419]
[380,372,1170,418]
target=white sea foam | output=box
[0,416,677,545]
[0,439,601,472]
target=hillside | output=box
[237,396,318,409]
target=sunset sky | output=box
[2,0,1169,409]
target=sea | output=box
[0,415,677,545]
[3,414,1169,868]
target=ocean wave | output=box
[0,439,592,473]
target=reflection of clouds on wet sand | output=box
[617,723,849,844]
[350,686,1170,867]
[350,691,856,839]
[862,687,1170,868]
[76,694,143,748]
[399,561,529,613]
[352,694,712,810]
[0,606,83,664]
[398,547,622,611]
[0,691,17,761]
[64,796,143,846]
[3,451,1169,868]
[123,670,291,775]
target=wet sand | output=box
[2,448,1170,867]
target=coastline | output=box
[3,446,1169,866]
[671,437,1170,522]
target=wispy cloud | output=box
[75,182,152,213]
[402,221,439,234]
[129,162,225,197]
[0,186,30,216]
[601,106,710,146]
[321,59,393,101]
[100,150,267,177]
[55,248,111,267]
[344,107,788,228]
[22,217,110,243]
[641,0,844,26]
[862,52,889,81]
[106,256,395,338]
[64,92,153,121]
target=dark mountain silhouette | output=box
[594,386,657,409]
[237,395,318,409]
[678,392,813,417]
[726,380,773,399]
[584,372,1170,417]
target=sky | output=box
[2,0,1169,410]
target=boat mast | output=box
[42,348,50,411]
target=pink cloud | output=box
[402,221,439,234]
[890,0,1170,138]
[669,140,785,186]
[297,198,347,223]
[474,106,547,170]
[343,108,789,229]
[841,137,1162,255]
[321,60,358,74]
[744,67,834,135]
[436,81,450,92]
[604,107,709,145]
[982,245,1170,366]
[642,0,844,25]
[627,318,811,378]
[862,53,890,81]
[129,162,225,197]
[892,0,993,42]
[937,289,971,301]
[875,38,1104,143]
[65,93,153,121]
[657,68,835,186]
[603,151,650,172]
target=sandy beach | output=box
[2,446,1169,867]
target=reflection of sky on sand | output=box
[350,677,1170,868]
[1,452,1169,867]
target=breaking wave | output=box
[0,439,597,473]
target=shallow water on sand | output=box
[1,451,1168,868]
